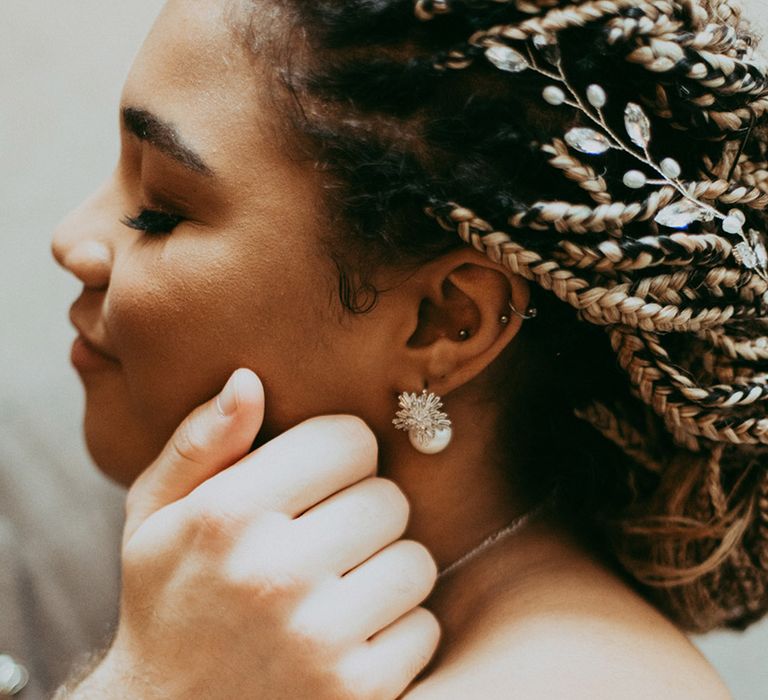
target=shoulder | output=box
[406,530,732,700]
[405,613,731,700]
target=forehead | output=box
[121,0,279,175]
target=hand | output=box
[66,369,440,700]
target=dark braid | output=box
[242,0,768,632]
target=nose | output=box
[52,181,117,290]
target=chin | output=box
[83,405,164,487]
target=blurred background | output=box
[0,1,766,697]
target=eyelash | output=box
[122,209,184,236]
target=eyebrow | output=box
[122,106,214,176]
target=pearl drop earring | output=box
[393,389,453,454]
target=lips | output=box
[69,307,120,371]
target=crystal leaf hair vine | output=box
[478,32,768,283]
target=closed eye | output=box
[122,209,184,236]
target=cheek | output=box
[104,234,337,450]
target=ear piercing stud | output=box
[460,300,536,338]
[396,302,535,453]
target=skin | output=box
[52,0,734,696]
[61,376,440,699]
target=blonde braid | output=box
[541,138,611,203]
[610,326,768,445]
[442,201,763,330]
[558,234,734,272]
[423,0,768,632]
[605,8,685,45]
[506,187,678,233]
[285,0,768,632]
[730,151,768,203]
[700,327,768,361]
[696,443,727,518]
[575,400,664,471]
[477,0,677,41]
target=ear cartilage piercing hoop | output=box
[502,300,537,323]
[393,389,453,454]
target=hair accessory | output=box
[467,33,768,281]
[393,389,453,454]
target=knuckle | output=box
[225,532,313,601]
[343,478,409,535]
[285,613,328,650]
[238,562,309,603]
[185,498,245,541]
[170,414,209,466]
[295,414,378,480]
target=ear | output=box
[389,247,531,396]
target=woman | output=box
[52,0,768,696]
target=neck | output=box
[378,383,539,575]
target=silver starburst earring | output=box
[393,389,452,454]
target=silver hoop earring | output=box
[393,389,452,454]
[502,300,537,323]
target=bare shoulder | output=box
[406,611,731,700]
[406,540,732,700]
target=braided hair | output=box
[240,0,768,632]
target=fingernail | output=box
[216,371,241,416]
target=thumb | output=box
[124,368,265,541]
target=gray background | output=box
[0,2,766,698]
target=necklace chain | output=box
[437,496,552,580]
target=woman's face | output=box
[52,0,398,484]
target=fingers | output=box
[292,477,409,576]
[125,369,265,541]
[196,414,378,519]
[340,607,441,700]
[289,539,437,650]
[338,540,437,642]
